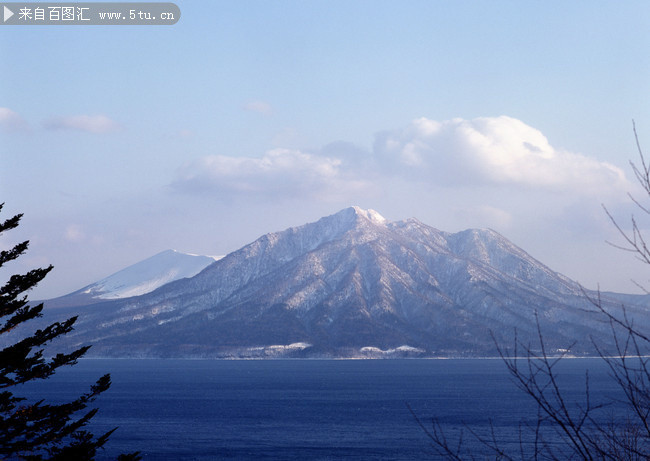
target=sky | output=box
[2,0,650,299]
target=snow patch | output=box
[239,342,313,357]
[360,345,425,356]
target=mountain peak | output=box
[306,207,387,242]
[49,250,216,306]
[50,207,643,358]
[349,206,387,225]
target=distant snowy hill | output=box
[45,250,219,307]
[44,207,650,358]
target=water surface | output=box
[19,359,626,459]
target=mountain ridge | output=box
[41,207,650,358]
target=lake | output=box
[17,358,629,459]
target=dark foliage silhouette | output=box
[0,204,140,460]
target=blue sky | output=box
[2,1,650,298]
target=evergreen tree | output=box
[0,204,139,460]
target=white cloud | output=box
[373,116,630,196]
[0,107,28,132]
[173,148,370,199]
[43,114,121,134]
[172,116,633,206]
[243,100,273,115]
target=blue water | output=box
[17,359,627,459]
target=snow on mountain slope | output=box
[46,207,650,358]
[46,250,219,307]
[84,249,220,299]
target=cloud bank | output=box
[43,114,121,134]
[373,116,628,195]
[174,148,370,199]
[173,116,631,200]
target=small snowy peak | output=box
[306,207,387,241]
[78,249,216,300]
[321,207,387,230]
[349,206,387,225]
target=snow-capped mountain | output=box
[46,207,650,358]
[45,250,219,307]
